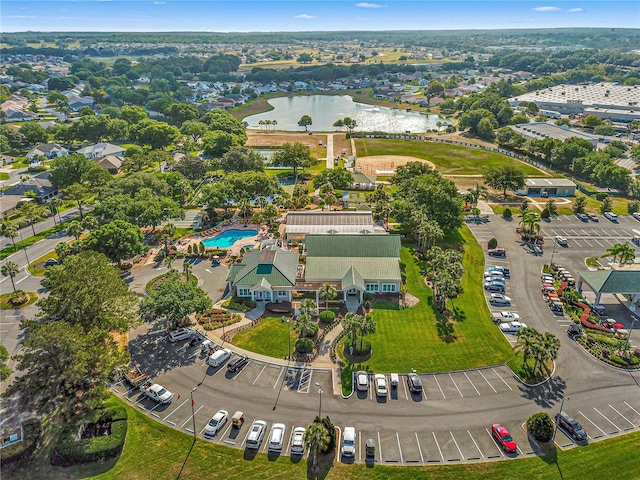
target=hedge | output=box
[0,418,42,467]
[319,310,335,323]
[51,406,127,466]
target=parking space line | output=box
[624,401,640,420]
[609,404,635,429]
[415,432,424,464]
[578,411,607,437]
[219,422,233,441]
[516,445,524,456]
[378,431,383,463]
[434,376,446,399]
[449,373,463,397]
[181,405,203,429]
[273,366,285,390]
[401,377,409,400]
[583,239,593,247]
[396,433,404,464]
[358,432,361,463]
[450,431,463,461]
[492,368,513,390]
[285,425,295,455]
[478,370,497,393]
[467,430,484,459]
[594,239,605,247]
[573,240,582,247]
[593,407,620,432]
[252,364,266,385]
[486,428,504,457]
[433,432,445,462]
[463,372,481,396]
[164,398,190,421]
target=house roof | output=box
[227,247,298,288]
[285,211,375,235]
[96,154,122,171]
[27,143,67,157]
[578,269,640,294]
[3,171,56,198]
[342,266,365,291]
[304,234,401,283]
[525,178,576,188]
[76,143,125,158]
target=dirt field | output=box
[355,155,436,177]
[246,131,353,158]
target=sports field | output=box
[354,138,544,176]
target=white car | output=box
[168,327,194,343]
[374,374,388,397]
[290,426,306,455]
[490,293,511,306]
[604,211,618,221]
[342,426,356,457]
[555,236,568,246]
[355,371,369,391]
[499,321,527,333]
[633,212,640,221]
[484,270,505,279]
[203,409,228,438]
[268,423,286,451]
[246,420,267,449]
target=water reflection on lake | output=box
[244,95,451,133]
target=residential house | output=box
[2,171,58,216]
[226,247,299,302]
[76,143,125,159]
[95,154,123,174]
[26,143,69,160]
[300,234,402,304]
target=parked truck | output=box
[140,381,174,404]
[123,363,148,387]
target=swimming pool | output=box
[202,229,258,249]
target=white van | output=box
[342,426,356,457]
[604,211,618,221]
[207,348,232,367]
[390,373,399,388]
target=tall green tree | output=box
[1,221,19,252]
[318,283,337,310]
[0,344,11,382]
[19,201,48,236]
[139,269,212,328]
[1,261,20,292]
[298,115,313,131]
[305,420,330,472]
[63,183,91,221]
[84,220,144,267]
[271,142,316,177]
[67,220,85,241]
[483,165,525,197]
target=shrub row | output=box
[0,418,42,467]
[51,406,127,467]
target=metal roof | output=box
[227,247,298,288]
[525,178,577,188]
[578,269,640,294]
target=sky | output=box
[1,1,639,32]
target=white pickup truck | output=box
[140,381,174,404]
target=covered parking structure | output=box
[577,269,640,312]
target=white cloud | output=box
[295,14,316,19]
[533,6,561,12]
[569,8,584,12]
[356,2,385,8]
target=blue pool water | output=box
[202,229,258,249]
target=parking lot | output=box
[539,214,640,250]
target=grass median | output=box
[232,315,298,359]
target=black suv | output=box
[407,373,423,393]
[227,354,248,372]
[555,411,587,441]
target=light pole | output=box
[190,387,197,441]
[550,239,557,267]
[18,232,30,265]
[627,316,637,344]
[315,382,323,419]
[553,395,569,442]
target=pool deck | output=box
[177,222,272,261]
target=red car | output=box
[491,423,517,453]
[587,213,599,222]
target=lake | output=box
[244,95,451,133]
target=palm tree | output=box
[617,242,636,265]
[515,327,538,365]
[467,182,488,206]
[294,313,315,338]
[1,222,19,253]
[342,312,362,350]
[271,119,277,132]
[301,298,318,317]
[258,120,265,132]
[20,201,47,236]
[165,255,174,269]
[545,199,557,216]
[601,243,625,264]
[304,421,330,472]
[318,284,337,310]
[67,220,84,241]
[183,260,193,277]
[1,261,20,292]
[535,332,560,376]
[237,198,253,222]
[358,314,376,352]
[161,223,176,253]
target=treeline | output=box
[4,28,640,50]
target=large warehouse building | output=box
[510,122,598,148]
[509,83,640,122]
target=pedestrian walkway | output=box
[325,133,334,170]
[313,323,342,369]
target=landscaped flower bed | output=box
[576,330,640,369]
[198,308,241,330]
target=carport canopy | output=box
[577,269,640,311]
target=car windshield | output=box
[574,421,583,430]
[502,433,513,441]
[157,388,167,396]
[344,440,354,447]
[209,419,218,426]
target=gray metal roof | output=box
[525,178,576,188]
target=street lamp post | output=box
[550,240,557,267]
[315,382,323,419]
[18,232,30,265]
[553,395,569,442]
[190,387,197,441]
[627,316,637,344]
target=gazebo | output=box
[577,269,640,312]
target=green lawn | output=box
[0,172,9,180]
[6,395,640,480]
[354,138,544,176]
[347,226,514,375]
[232,315,298,358]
